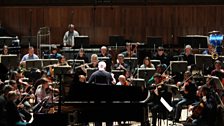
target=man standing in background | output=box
[63,24,79,47]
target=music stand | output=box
[74,36,89,48]
[194,54,214,72]
[86,68,98,80]
[135,68,156,83]
[150,60,161,68]
[109,35,125,46]
[130,78,145,89]
[111,69,125,82]
[216,56,224,68]
[0,54,18,70]
[124,57,138,71]
[146,36,162,48]
[42,59,58,67]
[26,59,42,70]
[170,61,188,74]
[54,66,72,113]
[177,35,208,48]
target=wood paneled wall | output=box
[1,5,224,46]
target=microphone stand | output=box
[127,43,132,78]
[71,47,82,75]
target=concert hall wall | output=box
[0,5,224,46]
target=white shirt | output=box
[63,30,79,47]
[35,85,48,103]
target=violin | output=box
[46,85,59,94]
[180,81,190,94]
[161,74,174,82]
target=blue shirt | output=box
[21,54,39,62]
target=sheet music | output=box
[160,97,173,112]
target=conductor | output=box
[88,61,116,85]
[87,61,116,126]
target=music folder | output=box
[170,61,188,73]
[160,97,173,112]
[194,54,214,70]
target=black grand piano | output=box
[31,83,150,126]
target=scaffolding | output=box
[37,27,51,58]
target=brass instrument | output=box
[212,52,219,60]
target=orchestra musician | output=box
[9,70,30,96]
[48,47,62,59]
[113,53,129,77]
[147,73,171,126]
[80,54,99,74]
[57,55,69,66]
[63,24,79,47]
[9,80,33,123]
[98,46,111,58]
[34,77,59,113]
[74,48,89,63]
[147,64,167,86]
[181,45,195,67]
[152,46,170,66]
[78,75,86,84]
[114,53,129,70]
[174,71,197,122]
[121,43,137,57]
[202,43,215,55]
[98,46,112,72]
[140,56,155,68]
[2,45,9,55]
[47,55,70,79]
[211,60,224,83]
[88,54,99,68]
[6,91,30,126]
[116,75,129,86]
[20,46,39,67]
[72,49,89,86]
[0,85,13,126]
[184,86,217,126]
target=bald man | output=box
[98,46,112,72]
